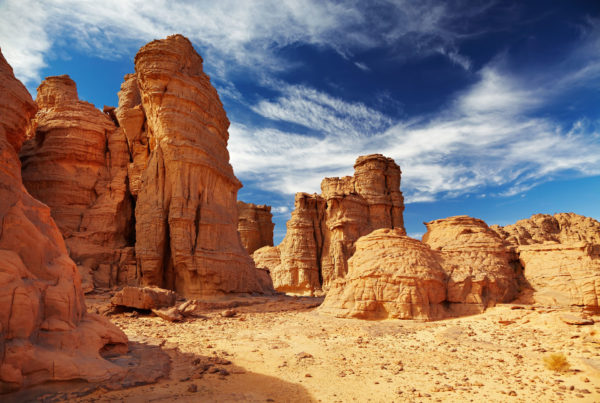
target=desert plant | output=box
[543,353,570,372]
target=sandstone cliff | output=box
[237,201,274,254]
[0,50,128,393]
[20,75,135,290]
[254,154,405,295]
[492,213,600,307]
[423,216,520,315]
[115,34,272,297]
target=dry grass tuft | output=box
[543,353,570,372]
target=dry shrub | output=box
[543,353,570,372]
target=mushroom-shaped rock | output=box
[423,216,519,314]
[319,228,447,320]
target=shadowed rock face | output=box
[320,228,447,320]
[116,34,272,297]
[237,201,274,254]
[20,75,136,290]
[423,216,520,315]
[254,154,405,295]
[492,213,600,307]
[0,50,128,394]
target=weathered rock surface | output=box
[255,154,405,295]
[320,228,447,320]
[0,50,128,393]
[492,213,600,307]
[237,201,274,254]
[20,75,136,290]
[111,286,176,310]
[116,34,272,297]
[423,216,520,314]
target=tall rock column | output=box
[116,35,271,297]
[253,154,405,295]
[0,50,127,393]
[237,201,275,254]
[20,75,135,290]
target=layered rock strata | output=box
[423,216,520,315]
[320,228,447,320]
[0,50,128,393]
[237,201,274,254]
[492,213,600,307]
[254,154,405,295]
[20,75,135,290]
[115,34,272,297]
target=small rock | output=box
[221,309,238,318]
[296,352,313,360]
[305,373,312,378]
[508,391,517,396]
[187,384,197,393]
[560,314,594,325]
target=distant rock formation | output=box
[254,154,405,295]
[20,75,136,291]
[115,34,272,297]
[237,201,274,254]
[492,213,600,307]
[320,228,447,320]
[423,216,520,315]
[0,50,128,393]
[321,216,521,320]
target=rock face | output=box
[492,213,600,307]
[115,34,271,297]
[20,75,136,290]
[237,201,274,254]
[254,154,405,295]
[320,228,447,320]
[423,216,520,315]
[0,50,128,393]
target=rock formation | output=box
[492,213,600,307]
[0,50,128,393]
[115,34,271,297]
[254,154,405,295]
[237,201,274,254]
[319,228,447,320]
[423,216,520,315]
[20,75,135,290]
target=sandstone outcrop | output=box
[492,213,600,307]
[237,201,274,254]
[423,216,520,314]
[0,50,128,393]
[319,228,447,320]
[254,154,405,295]
[115,34,272,297]
[20,75,136,289]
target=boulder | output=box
[0,50,128,394]
[423,215,520,315]
[320,228,447,320]
[111,286,176,310]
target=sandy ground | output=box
[45,295,600,402]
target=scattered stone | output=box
[152,307,183,322]
[187,384,197,393]
[560,314,594,325]
[221,309,238,318]
[111,286,176,310]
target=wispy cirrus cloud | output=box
[230,53,600,202]
[0,0,487,87]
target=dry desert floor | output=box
[21,293,600,402]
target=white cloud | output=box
[229,62,600,203]
[0,0,491,87]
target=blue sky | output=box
[1,0,599,242]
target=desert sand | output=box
[14,291,592,403]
